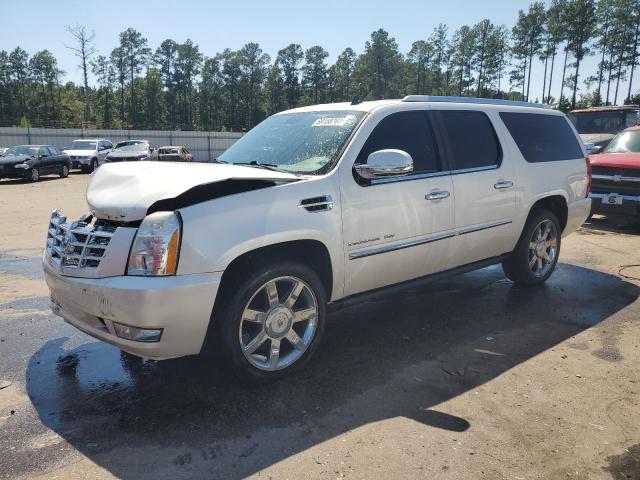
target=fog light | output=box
[113,322,163,342]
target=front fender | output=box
[175,179,345,299]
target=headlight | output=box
[127,211,181,276]
[138,155,149,160]
[14,163,30,169]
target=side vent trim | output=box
[299,195,335,213]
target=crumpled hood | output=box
[580,133,615,146]
[86,161,299,222]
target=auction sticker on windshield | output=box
[312,116,356,127]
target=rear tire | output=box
[502,208,561,285]
[212,261,326,384]
[59,165,69,178]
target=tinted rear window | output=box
[500,112,583,162]
[436,110,501,169]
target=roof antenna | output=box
[351,83,363,105]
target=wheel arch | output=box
[526,194,568,232]
[217,239,335,302]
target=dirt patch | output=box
[592,347,623,362]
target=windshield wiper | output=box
[235,161,293,174]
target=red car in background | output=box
[589,125,640,218]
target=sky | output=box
[1,0,634,104]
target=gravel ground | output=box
[0,173,639,480]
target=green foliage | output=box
[2,6,640,132]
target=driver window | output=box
[357,111,442,174]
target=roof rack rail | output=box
[401,95,550,109]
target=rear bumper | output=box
[589,193,640,216]
[44,261,221,359]
[564,197,592,236]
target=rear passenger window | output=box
[500,112,583,162]
[358,111,441,174]
[436,110,500,169]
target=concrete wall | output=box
[0,127,243,162]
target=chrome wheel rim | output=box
[31,169,39,181]
[239,276,318,371]
[62,166,68,176]
[528,219,558,277]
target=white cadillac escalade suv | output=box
[43,96,591,382]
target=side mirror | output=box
[591,145,603,155]
[353,149,413,180]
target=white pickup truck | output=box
[43,96,591,382]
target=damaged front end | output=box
[85,161,300,222]
[45,210,138,279]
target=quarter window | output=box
[357,111,441,174]
[435,110,501,170]
[500,112,583,162]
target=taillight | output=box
[585,157,592,197]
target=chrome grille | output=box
[46,211,116,270]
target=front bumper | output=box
[70,158,92,168]
[589,193,640,216]
[0,166,31,179]
[44,261,221,359]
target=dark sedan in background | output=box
[0,145,71,182]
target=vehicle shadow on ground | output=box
[25,263,639,479]
[583,214,640,234]
[0,177,61,186]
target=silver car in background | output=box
[63,139,113,173]
[104,140,158,163]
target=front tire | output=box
[502,208,561,285]
[30,168,40,182]
[213,261,326,383]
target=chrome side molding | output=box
[349,219,513,259]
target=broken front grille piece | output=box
[46,211,116,270]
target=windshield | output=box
[66,141,96,150]
[604,130,640,153]
[568,111,638,134]
[4,146,39,156]
[160,148,179,154]
[114,143,148,152]
[218,111,366,174]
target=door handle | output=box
[494,180,514,190]
[425,190,450,201]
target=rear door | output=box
[40,147,57,173]
[49,147,66,172]
[432,109,516,265]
